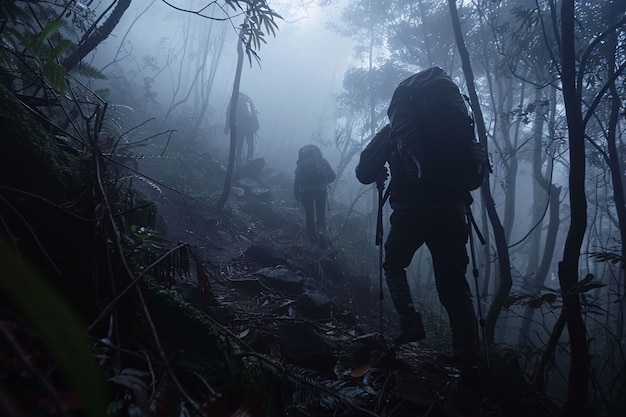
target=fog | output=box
[5,1,626,409]
[92,0,356,178]
[242,4,355,165]
[83,3,625,359]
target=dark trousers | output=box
[383,209,480,365]
[236,130,255,164]
[301,189,327,242]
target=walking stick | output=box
[466,203,490,370]
[375,177,391,334]
[297,200,304,246]
[325,184,332,245]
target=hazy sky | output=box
[222,1,356,167]
[93,0,356,170]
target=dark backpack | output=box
[235,93,260,131]
[297,145,327,184]
[387,67,484,197]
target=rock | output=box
[278,322,336,374]
[237,177,261,190]
[317,252,345,284]
[249,186,272,202]
[253,266,304,294]
[244,236,290,267]
[231,186,245,197]
[241,202,286,230]
[297,290,333,319]
[271,300,297,316]
[233,157,265,181]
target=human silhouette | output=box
[225,92,259,165]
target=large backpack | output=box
[387,67,484,197]
[236,93,260,132]
[296,145,328,184]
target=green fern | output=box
[4,20,72,93]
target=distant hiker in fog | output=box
[224,92,259,165]
[294,145,336,249]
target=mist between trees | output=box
[1,1,625,416]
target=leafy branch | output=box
[3,20,72,93]
[161,0,282,64]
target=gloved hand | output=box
[470,141,488,169]
[376,166,389,189]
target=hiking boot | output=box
[459,364,483,390]
[451,364,485,416]
[452,371,484,416]
[393,312,426,345]
[448,381,482,417]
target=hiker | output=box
[355,67,488,389]
[224,92,260,165]
[294,145,336,249]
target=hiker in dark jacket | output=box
[224,92,260,165]
[294,145,336,249]
[356,123,488,384]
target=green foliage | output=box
[165,0,282,65]
[0,84,92,199]
[0,0,22,23]
[503,273,605,310]
[503,291,558,310]
[339,62,410,112]
[72,61,108,81]
[140,277,230,374]
[237,2,281,66]
[124,225,168,259]
[4,20,72,93]
[0,239,108,417]
[589,251,624,265]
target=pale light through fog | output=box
[92,0,356,174]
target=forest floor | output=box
[139,158,560,417]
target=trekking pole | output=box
[376,181,384,334]
[326,185,333,245]
[298,201,304,246]
[466,204,490,370]
[375,178,391,334]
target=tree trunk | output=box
[604,6,626,343]
[498,76,519,241]
[519,185,561,344]
[519,90,562,344]
[62,0,132,71]
[447,0,512,346]
[217,28,245,209]
[557,1,589,415]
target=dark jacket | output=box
[294,156,336,200]
[355,124,470,210]
[225,92,259,134]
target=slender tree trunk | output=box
[525,89,547,280]
[499,76,518,241]
[217,29,244,209]
[447,0,512,345]
[191,25,227,141]
[603,24,626,342]
[519,92,562,344]
[62,0,132,71]
[531,309,566,393]
[557,1,589,415]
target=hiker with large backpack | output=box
[294,144,336,249]
[224,92,260,165]
[356,67,489,394]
